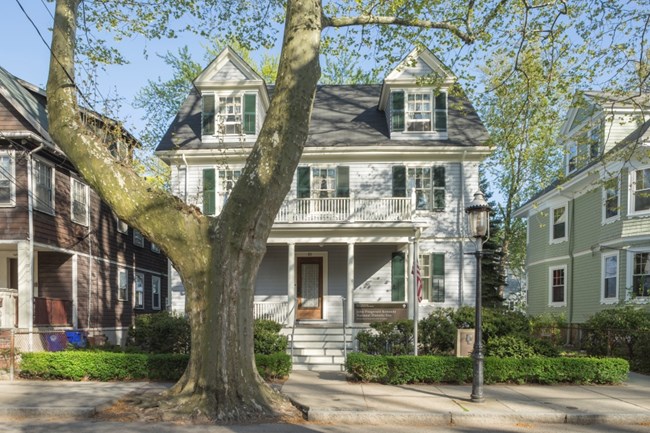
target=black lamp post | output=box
[465,191,491,403]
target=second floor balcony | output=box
[275,195,415,224]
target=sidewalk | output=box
[280,371,650,425]
[0,373,647,425]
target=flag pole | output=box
[413,237,420,356]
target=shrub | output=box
[128,312,191,354]
[530,313,567,346]
[254,319,288,355]
[20,350,291,381]
[345,352,388,382]
[486,335,537,359]
[255,352,292,379]
[418,308,456,355]
[582,306,650,359]
[356,320,414,355]
[346,353,629,385]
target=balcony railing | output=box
[275,196,413,223]
[34,297,72,326]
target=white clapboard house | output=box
[155,47,490,370]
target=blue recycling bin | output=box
[64,330,87,348]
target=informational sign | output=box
[456,328,475,357]
[354,303,408,323]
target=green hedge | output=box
[20,351,291,381]
[346,353,629,385]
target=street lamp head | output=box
[465,191,491,240]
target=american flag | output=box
[412,258,423,303]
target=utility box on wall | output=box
[456,328,474,357]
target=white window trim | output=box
[118,269,128,302]
[70,177,89,226]
[117,219,128,234]
[602,176,621,224]
[390,89,448,140]
[32,158,55,215]
[135,272,145,309]
[628,166,650,217]
[151,243,160,253]
[133,229,144,247]
[549,204,568,244]
[626,248,650,303]
[548,265,567,307]
[151,275,161,311]
[202,91,258,139]
[0,150,16,207]
[601,251,619,304]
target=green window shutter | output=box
[433,166,445,210]
[243,94,256,135]
[202,94,215,136]
[391,91,405,132]
[297,167,310,198]
[336,166,349,197]
[431,253,445,302]
[391,252,405,302]
[435,92,447,132]
[392,166,406,197]
[202,168,216,215]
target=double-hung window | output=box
[133,229,144,247]
[549,266,566,306]
[202,168,242,215]
[33,159,55,214]
[392,166,445,211]
[135,272,145,309]
[420,253,445,302]
[297,166,349,199]
[603,177,619,222]
[202,93,257,137]
[71,178,89,225]
[390,90,447,134]
[632,252,650,298]
[602,252,618,302]
[631,168,650,214]
[151,276,161,310]
[0,151,15,206]
[550,205,567,243]
[118,269,128,301]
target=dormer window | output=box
[202,93,257,137]
[566,122,601,174]
[390,90,447,136]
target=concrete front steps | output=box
[285,325,355,371]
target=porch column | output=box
[287,243,296,326]
[347,242,355,326]
[16,241,33,330]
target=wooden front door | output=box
[296,256,323,320]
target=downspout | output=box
[458,151,468,306]
[87,229,92,332]
[27,144,44,344]
[567,197,576,344]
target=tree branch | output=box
[322,14,475,44]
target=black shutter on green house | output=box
[202,168,216,215]
[391,252,405,302]
[202,94,215,136]
[336,166,349,197]
[297,167,310,198]
[391,91,405,131]
[392,166,406,197]
[243,94,256,135]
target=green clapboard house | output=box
[515,91,650,324]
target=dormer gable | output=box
[195,47,270,141]
[378,47,456,141]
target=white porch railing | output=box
[276,196,412,223]
[253,302,290,324]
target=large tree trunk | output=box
[48,0,322,422]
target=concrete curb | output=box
[0,407,96,420]
[307,409,650,426]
